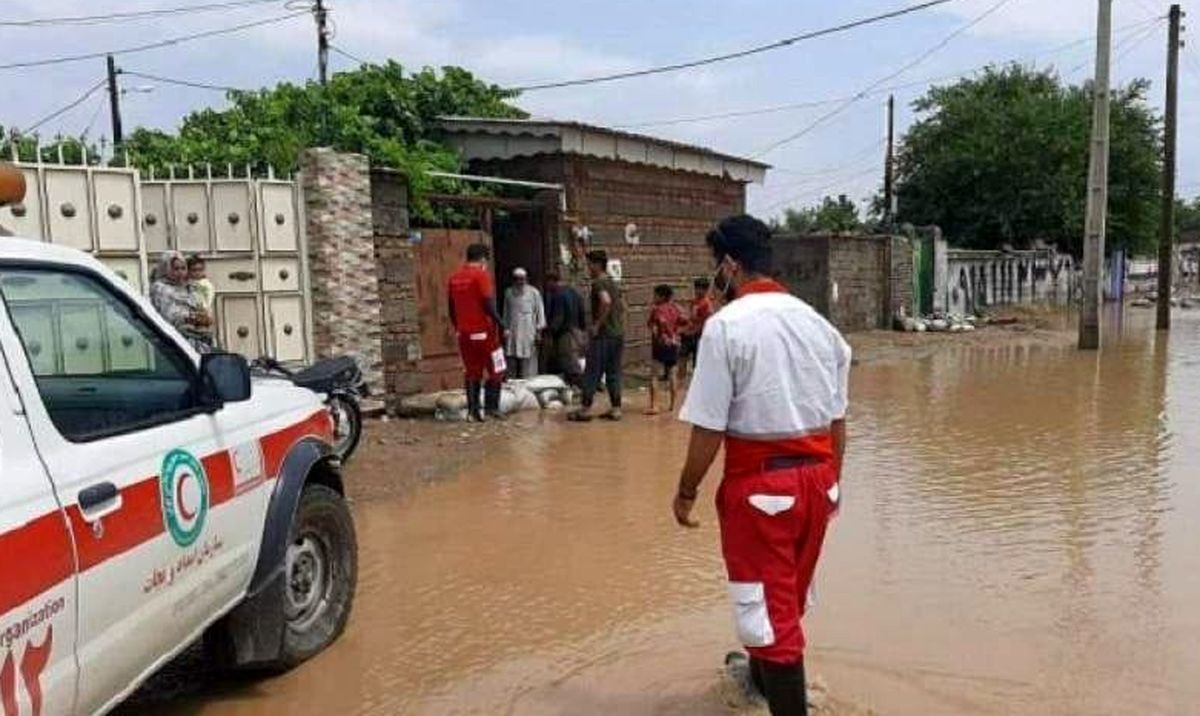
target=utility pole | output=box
[1079,0,1113,350]
[1157,4,1182,331]
[315,0,329,86]
[884,94,896,230]
[106,55,123,149]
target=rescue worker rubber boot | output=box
[466,381,484,422]
[751,656,807,716]
[484,382,506,421]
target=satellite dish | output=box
[0,162,25,207]
[624,222,640,245]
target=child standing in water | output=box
[646,284,686,415]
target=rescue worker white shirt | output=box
[679,290,851,438]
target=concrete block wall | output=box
[828,236,887,331]
[300,148,385,394]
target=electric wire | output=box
[508,0,961,92]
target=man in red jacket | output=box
[448,243,507,421]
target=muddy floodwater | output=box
[123,309,1200,715]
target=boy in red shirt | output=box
[680,276,714,383]
[646,284,686,415]
[448,243,507,421]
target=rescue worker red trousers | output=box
[717,455,838,665]
[457,330,505,384]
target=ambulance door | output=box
[0,263,251,715]
[0,314,78,716]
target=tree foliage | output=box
[120,62,526,218]
[895,65,1162,256]
[775,194,864,234]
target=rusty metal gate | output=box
[0,157,312,364]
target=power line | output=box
[1067,13,1163,75]
[21,78,108,134]
[508,0,961,92]
[80,92,109,138]
[752,0,1019,158]
[760,164,883,214]
[121,69,247,93]
[330,44,372,65]
[0,0,284,28]
[0,11,308,72]
[615,20,1162,131]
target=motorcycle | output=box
[251,355,366,462]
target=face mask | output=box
[712,258,738,302]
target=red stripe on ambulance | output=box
[0,409,332,615]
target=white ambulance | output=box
[0,167,357,715]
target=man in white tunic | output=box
[504,268,546,378]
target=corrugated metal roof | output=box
[436,116,770,183]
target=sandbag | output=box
[525,374,568,392]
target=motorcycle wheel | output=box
[328,393,363,462]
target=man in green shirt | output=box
[569,249,625,422]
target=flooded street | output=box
[124,309,1200,715]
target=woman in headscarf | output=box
[149,250,215,353]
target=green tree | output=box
[121,62,526,218]
[777,194,863,233]
[895,65,1161,256]
[1176,195,1200,238]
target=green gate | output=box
[912,237,935,316]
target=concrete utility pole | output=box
[315,0,329,86]
[1079,0,1113,350]
[884,94,896,229]
[106,55,123,149]
[1157,4,1183,331]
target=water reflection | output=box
[121,309,1200,715]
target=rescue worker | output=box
[673,214,850,716]
[448,243,507,421]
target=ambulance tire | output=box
[277,484,358,668]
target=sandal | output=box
[567,411,594,422]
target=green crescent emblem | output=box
[160,449,210,547]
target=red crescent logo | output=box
[177,473,197,521]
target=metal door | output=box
[415,229,492,362]
[44,169,93,252]
[259,183,297,252]
[219,295,262,357]
[93,172,139,252]
[172,184,211,254]
[266,294,305,362]
[141,183,170,254]
[212,182,254,253]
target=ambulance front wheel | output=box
[277,484,358,667]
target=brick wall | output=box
[300,148,385,393]
[468,155,747,362]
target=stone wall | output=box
[890,237,915,318]
[300,148,384,393]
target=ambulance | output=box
[0,162,357,715]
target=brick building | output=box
[436,117,768,362]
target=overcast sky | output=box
[4,0,1199,220]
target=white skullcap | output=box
[513,268,528,278]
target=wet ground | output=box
[122,307,1200,715]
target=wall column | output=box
[300,147,385,395]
